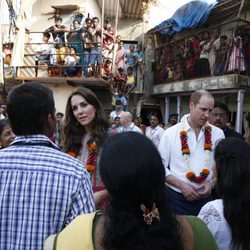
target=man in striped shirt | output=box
[0,82,95,249]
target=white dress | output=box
[198,199,237,250]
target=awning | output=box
[154,0,221,36]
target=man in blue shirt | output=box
[0,82,95,249]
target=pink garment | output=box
[115,47,126,69]
[228,36,246,72]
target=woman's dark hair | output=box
[62,87,109,154]
[99,132,182,250]
[215,137,250,250]
[7,82,55,135]
[0,119,10,135]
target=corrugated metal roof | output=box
[206,0,249,25]
[97,0,144,19]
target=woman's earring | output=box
[76,121,79,126]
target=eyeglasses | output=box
[211,113,227,118]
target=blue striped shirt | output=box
[0,135,95,250]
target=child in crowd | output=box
[125,66,136,97]
[102,59,112,80]
[64,47,81,77]
[113,67,126,91]
[173,54,183,80]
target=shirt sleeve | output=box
[64,168,95,226]
[158,130,171,176]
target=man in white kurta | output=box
[145,114,164,148]
[158,90,224,215]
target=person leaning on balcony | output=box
[66,19,84,73]
[45,16,68,63]
[88,17,102,77]
[45,132,219,250]
[158,90,225,216]
[0,82,95,250]
[35,32,57,65]
[81,18,93,77]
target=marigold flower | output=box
[86,164,96,172]
[186,171,195,179]
[182,148,190,154]
[204,143,212,150]
[67,151,77,158]
[180,130,187,136]
[88,143,97,152]
[201,169,210,176]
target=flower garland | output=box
[85,142,97,174]
[180,125,212,183]
[66,142,97,174]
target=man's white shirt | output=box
[110,110,124,121]
[158,114,225,193]
[145,125,164,148]
[122,122,142,134]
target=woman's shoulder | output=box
[177,215,218,250]
[44,212,104,250]
[198,199,224,224]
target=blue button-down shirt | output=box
[0,135,95,250]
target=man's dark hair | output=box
[55,16,62,21]
[7,82,55,136]
[56,112,64,118]
[43,32,51,40]
[213,101,229,116]
[92,17,99,22]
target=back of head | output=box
[99,132,182,250]
[214,137,250,249]
[7,82,55,136]
[100,132,165,203]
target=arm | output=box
[64,170,95,226]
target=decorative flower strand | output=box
[86,142,97,174]
[66,142,98,174]
[140,203,160,225]
[180,125,212,183]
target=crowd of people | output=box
[1,84,250,250]
[33,15,145,104]
[155,27,250,82]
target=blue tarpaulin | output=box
[154,0,221,36]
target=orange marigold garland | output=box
[67,151,77,158]
[180,125,212,183]
[86,142,97,174]
[66,142,97,174]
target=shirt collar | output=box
[11,134,60,151]
[181,114,211,132]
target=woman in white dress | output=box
[198,137,250,250]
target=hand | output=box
[179,182,201,201]
[196,181,213,198]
